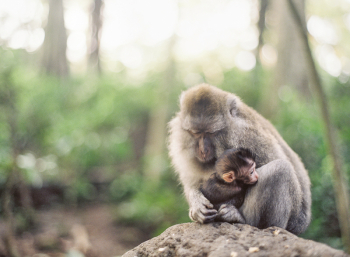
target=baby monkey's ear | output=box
[222,171,235,183]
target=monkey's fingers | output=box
[217,204,229,215]
[203,202,214,209]
[200,207,217,223]
[189,209,206,223]
[199,212,217,224]
[189,205,217,223]
[199,194,214,209]
[201,207,217,216]
[202,216,217,224]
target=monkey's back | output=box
[237,101,311,233]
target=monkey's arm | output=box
[185,186,218,223]
[168,116,217,223]
[171,159,217,223]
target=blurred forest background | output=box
[0,0,350,256]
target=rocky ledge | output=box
[122,222,349,257]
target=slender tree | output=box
[3,168,19,257]
[275,0,309,95]
[253,0,269,101]
[1,68,20,257]
[256,0,269,64]
[287,0,350,252]
[143,37,177,184]
[259,0,309,118]
[89,0,104,74]
[42,0,69,78]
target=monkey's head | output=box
[179,84,240,163]
[216,148,258,185]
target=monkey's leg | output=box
[187,188,218,223]
[239,159,302,230]
[216,204,245,224]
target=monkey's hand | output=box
[217,204,245,224]
[188,190,217,223]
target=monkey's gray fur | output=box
[168,84,311,235]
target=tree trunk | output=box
[287,0,350,253]
[256,0,269,64]
[3,166,20,257]
[1,70,20,257]
[1,67,36,257]
[275,0,309,94]
[259,0,309,118]
[143,37,177,184]
[89,0,103,74]
[253,0,269,103]
[42,0,69,78]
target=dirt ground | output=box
[0,204,150,257]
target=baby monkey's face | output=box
[215,148,259,186]
[239,160,258,185]
[220,158,258,186]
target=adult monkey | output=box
[168,84,311,235]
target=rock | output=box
[122,222,349,257]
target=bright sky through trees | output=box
[0,0,349,79]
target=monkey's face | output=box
[221,161,258,186]
[179,84,237,163]
[241,162,258,185]
[187,130,217,163]
[218,150,258,186]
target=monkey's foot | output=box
[216,204,245,224]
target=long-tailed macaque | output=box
[201,148,258,209]
[168,84,311,235]
[200,148,259,224]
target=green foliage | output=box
[221,68,269,109]
[270,81,350,250]
[115,169,190,236]
[109,169,143,202]
[0,48,156,199]
[1,47,350,250]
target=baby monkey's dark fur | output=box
[200,148,258,210]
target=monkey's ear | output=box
[227,97,237,117]
[222,171,235,183]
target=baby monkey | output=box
[200,148,259,222]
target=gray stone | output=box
[122,222,349,257]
